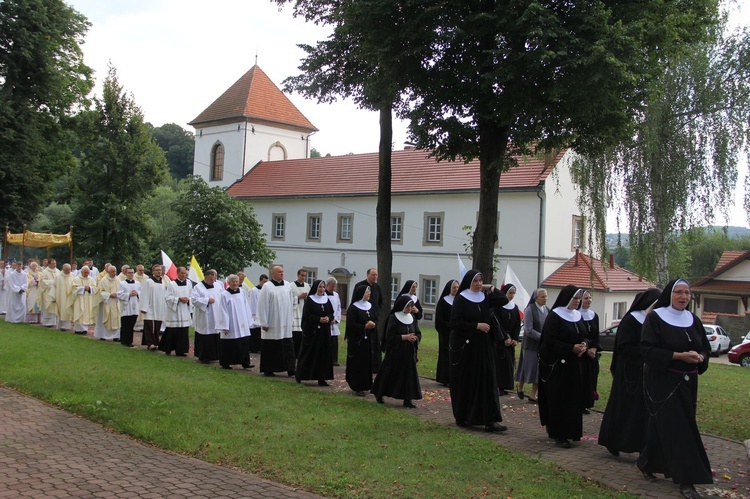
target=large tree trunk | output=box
[473,124,509,283]
[376,105,393,320]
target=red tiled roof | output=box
[227,148,563,198]
[541,252,653,292]
[189,65,317,132]
[691,280,750,296]
[692,249,750,288]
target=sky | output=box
[66,0,750,230]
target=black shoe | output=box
[287,370,296,377]
[555,438,571,448]
[485,422,508,432]
[679,484,701,499]
[355,391,366,397]
[221,366,232,370]
[113,338,119,342]
[264,372,276,377]
[403,400,416,408]
[245,363,255,369]
[456,421,468,427]
[375,396,384,404]
[607,447,620,457]
[636,463,656,481]
[527,397,538,404]
[318,380,329,386]
[177,353,188,357]
[517,390,525,399]
[499,389,508,396]
[582,408,590,415]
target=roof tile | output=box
[541,252,653,292]
[190,65,317,132]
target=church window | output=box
[210,142,224,181]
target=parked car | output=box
[741,332,750,344]
[598,325,618,352]
[704,325,732,355]
[728,341,750,367]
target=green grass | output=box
[0,319,627,498]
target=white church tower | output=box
[189,65,318,189]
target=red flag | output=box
[161,250,178,280]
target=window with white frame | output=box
[391,274,401,302]
[307,213,322,242]
[423,212,444,246]
[337,213,353,243]
[304,267,317,286]
[421,276,438,306]
[391,213,404,243]
[613,301,627,322]
[572,215,585,250]
[272,214,285,240]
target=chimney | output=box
[609,253,615,269]
[574,248,579,266]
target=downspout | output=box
[306,130,317,158]
[536,188,544,287]
[241,120,249,176]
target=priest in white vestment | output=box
[192,269,222,363]
[72,266,97,335]
[6,262,27,323]
[140,264,168,350]
[258,266,296,376]
[248,273,268,353]
[326,277,343,366]
[0,263,7,315]
[291,268,311,357]
[133,264,149,332]
[159,267,193,356]
[215,274,253,369]
[94,266,121,340]
[39,259,60,327]
[118,267,141,347]
[25,262,42,323]
[53,264,75,331]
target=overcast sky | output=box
[66,0,750,228]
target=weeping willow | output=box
[572,26,750,285]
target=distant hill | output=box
[606,226,750,249]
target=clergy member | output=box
[0,262,7,315]
[117,267,141,347]
[160,266,192,356]
[117,264,130,282]
[192,269,222,363]
[133,264,149,332]
[354,268,384,372]
[53,263,75,331]
[39,259,60,327]
[215,274,253,370]
[25,261,42,323]
[248,273,268,353]
[72,266,97,335]
[94,265,121,341]
[258,265,296,377]
[291,268,310,357]
[140,264,168,350]
[5,262,27,323]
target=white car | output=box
[704,325,732,355]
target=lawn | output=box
[0,319,628,498]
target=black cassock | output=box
[636,312,713,485]
[295,297,334,382]
[371,316,422,401]
[538,312,585,440]
[345,305,376,392]
[434,297,452,386]
[580,312,601,409]
[491,304,521,391]
[449,290,507,426]
[598,313,649,453]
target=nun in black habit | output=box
[398,280,424,320]
[538,285,587,448]
[295,280,334,386]
[598,287,661,456]
[578,290,601,412]
[449,270,509,432]
[434,279,459,386]
[345,284,378,395]
[490,283,522,395]
[635,280,712,499]
[371,295,422,408]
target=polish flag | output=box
[161,250,178,280]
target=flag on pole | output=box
[244,276,255,288]
[188,255,204,284]
[160,250,178,280]
[456,253,468,280]
[503,263,530,312]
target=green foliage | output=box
[142,177,189,262]
[168,176,274,276]
[29,202,74,234]
[573,25,750,285]
[72,65,168,265]
[0,0,93,229]
[309,147,322,158]
[149,123,195,179]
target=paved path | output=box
[2,330,748,498]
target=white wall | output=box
[715,260,750,281]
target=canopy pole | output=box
[21,225,27,262]
[69,226,74,265]
[3,226,7,262]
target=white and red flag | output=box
[160,250,178,280]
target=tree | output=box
[309,147,322,158]
[406,0,719,281]
[573,25,750,284]
[0,0,93,229]
[168,176,275,276]
[73,65,168,264]
[149,123,195,179]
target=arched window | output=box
[210,142,224,181]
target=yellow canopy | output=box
[5,230,72,248]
